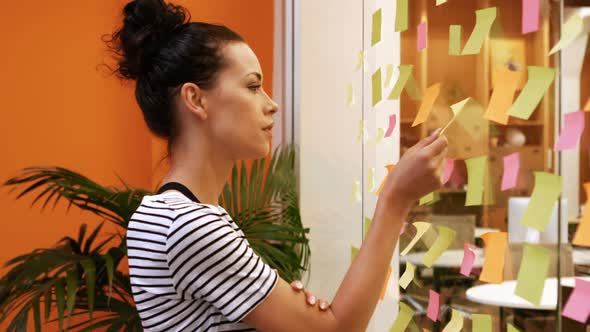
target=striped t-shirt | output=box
[127,185,278,331]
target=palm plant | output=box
[0,143,310,331]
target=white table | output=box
[466,277,590,310]
[574,249,590,265]
[475,227,500,238]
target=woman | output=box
[108,0,447,331]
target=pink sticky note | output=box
[417,22,428,51]
[427,289,440,321]
[563,278,590,323]
[442,159,454,184]
[501,152,520,191]
[555,111,585,151]
[384,114,397,138]
[522,0,540,34]
[460,243,476,276]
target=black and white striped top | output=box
[127,183,278,331]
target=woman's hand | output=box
[381,128,448,208]
[290,279,330,311]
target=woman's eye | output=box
[249,85,261,92]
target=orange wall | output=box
[0,0,274,329]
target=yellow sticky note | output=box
[351,245,360,263]
[573,183,590,246]
[442,309,464,332]
[449,25,462,56]
[515,243,551,305]
[347,83,354,107]
[507,66,556,120]
[399,262,416,289]
[355,50,366,71]
[413,83,441,127]
[364,217,372,240]
[352,180,361,203]
[520,172,562,232]
[472,314,492,332]
[442,98,485,140]
[368,167,375,192]
[549,14,583,55]
[419,191,440,206]
[401,221,432,256]
[388,65,413,100]
[485,68,520,124]
[374,128,385,145]
[385,64,395,87]
[389,302,414,332]
[395,0,408,33]
[584,96,590,111]
[372,68,382,107]
[436,0,447,5]
[507,323,522,332]
[372,9,382,46]
[462,7,497,55]
[480,231,508,283]
[375,164,395,197]
[380,266,392,300]
[422,226,456,268]
[465,156,487,206]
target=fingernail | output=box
[309,296,316,305]
[294,280,303,289]
[431,128,441,136]
[320,302,327,310]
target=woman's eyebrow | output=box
[245,72,262,81]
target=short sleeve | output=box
[166,207,278,322]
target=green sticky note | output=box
[363,217,372,239]
[395,0,408,32]
[472,314,492,332]
[465,156,487,206]
[549,14,583,55]
[351,245,360,263]
[372,8,382,46]
[372,68,382,107]
[401,221,431,256]
[399,262,416,289]
[388,65,413,100]
[442,309,464,332]
[384,64,394,87]
[422,226,456,267]
[449,25,462,55]
[419,191,440,206]
[507,323,522,332]
[436,0,447,5]
[507,66,556,120]
[514,243,551,305]
[462,7,497,55]
[389,302,414,332]
[520,172,562,231]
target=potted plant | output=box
[0,143,310,331]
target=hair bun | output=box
[110,0,189,80]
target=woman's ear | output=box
[180,82,208,120]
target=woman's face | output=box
[202,42,278,160]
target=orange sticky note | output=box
[583,97,590,111]
[573,183,590,247]
[376,164,395,197]
[479,231,508,283]
[380,266,392,300]
[485,68,520,124]
[413,83,441,127]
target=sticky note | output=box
[351,245,359,263]
[480,231,508,283]
[395,0,408,33]
[442,309,463,332]
[449,25,462,56]
[501,152,520,191]
[427,289,440,321]
[380,266,392,300]
[418,22,427,51]
[562,278,590,323]
[347,83,355,107]
[485,68,520,124]
[375,164,395,197]
[519,172,562,232]
[388,65,413,100]
[364,216,372,239]
[399,262,416,289]
[389,302,414,332]
[385,64,395,87]
[368,168,375,192]
[372,128,385,146]
[442,159,454,184]
[401,221,432,256]
[372,68,382,107]
[465,156,487,206]
[384,114,397,138]
[515,243,551,305]
[436,0,447,5]
[352,180,361,203]
[442,97,485,140]
[549,14,583,55]
[573,183,590,246]
[584,97,590,111]
[522,0,540,34]
[372,9,382,46]
[460,243,476,276]
[472,314,492,332]
[420,191,440,206]
[507,323,521,332]
[462,7,497,55]
[355,50,366,71]
[507,66,556,120]
[413,83,441,127]
[555,111,585,150]
[422,226,457,267]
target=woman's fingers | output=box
[290,279,330,310]
[290,280,304,291]
[319,299,330,311]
